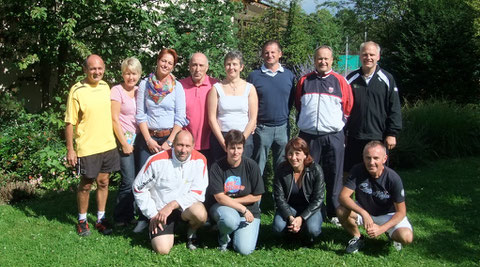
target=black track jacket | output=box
[346,66,402,140]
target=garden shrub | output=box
[0,93,78,192]
[390,99,480,168]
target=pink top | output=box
[111,84,138,134]
[180,75,218,150]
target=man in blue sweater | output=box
[247,40,296,175]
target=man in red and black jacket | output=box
[295,45,353,222]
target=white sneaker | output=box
[133,220,148,233]
[330,217,342,227]
[393,241,402,251]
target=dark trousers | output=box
[299,131,345,218]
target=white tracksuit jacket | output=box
[133,149,208,219]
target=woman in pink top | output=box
[111,57,142,227]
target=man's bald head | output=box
[189,53,209,85]
[83,54,105,85]
[173,130,195,162]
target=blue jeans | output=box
[253,123,288,175]
[210,203,260,255]
[136,133,169,173]
[114,148,137,223]
[272,206,323,239]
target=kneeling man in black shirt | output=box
[337,141,413,253]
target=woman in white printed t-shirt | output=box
[207,51,258,163]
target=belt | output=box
[149,128,172,138]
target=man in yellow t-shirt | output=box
[65,54,119,236]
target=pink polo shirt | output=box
[180,75,219,150]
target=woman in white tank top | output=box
[207,51,258,161]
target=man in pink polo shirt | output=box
[180,53,218,167]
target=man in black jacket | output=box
[344,41,402,173]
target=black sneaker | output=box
[95,219,113,235]
[77,219,91,237]
[187,237,199,250]
[346,235,364,254]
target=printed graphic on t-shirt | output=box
[224,175,245,196]
[359,182,391,200]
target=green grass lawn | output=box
[1,157,479,266]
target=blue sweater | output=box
[247,67,295,126]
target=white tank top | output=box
[215,82,252,132]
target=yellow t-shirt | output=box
[64,80,116,157]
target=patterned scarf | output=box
[147,72,175,104]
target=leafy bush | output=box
[390,99,480,168]
[0,93,78,192]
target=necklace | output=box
[229,81,238,96]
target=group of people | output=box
[64,40,413,255]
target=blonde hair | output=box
[121,57,142,75]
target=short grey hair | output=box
[360,41,381,55]
[363,140,387,156]
[224,50,244,66]
[314,45,334,59]
[121,57,142,75]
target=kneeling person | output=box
[133,130,208,254]
[272,137,325,244]
[208,130,265,255]
[337,141,413,253]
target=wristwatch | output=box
[166,140,173,147]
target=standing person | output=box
[111,57,142,227]
[248,40,296,175]
[133,130,208,254]
[273,137,325,244]
[337,141,413,253]
[295,45,353,224]
[207,130,265,255]
[344,41,402,173]
[207,51,258,162]
[134,48,189,232]
[180,53,218,166]
[65,54,119,236]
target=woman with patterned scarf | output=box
[134,48,189,232]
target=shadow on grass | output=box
[400,157,480,264]
[11,188,154,250]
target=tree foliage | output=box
[324,0,480,102]
[0,0,240,109]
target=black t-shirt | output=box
[288,181,309,214]
[207,157,265,218]
[345,164,405,216]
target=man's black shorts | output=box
[149,210,184,239]
[76,148,120,179]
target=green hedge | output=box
[0,92,76,194]
[390,99,480,168]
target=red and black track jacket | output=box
[295,69,353,135]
